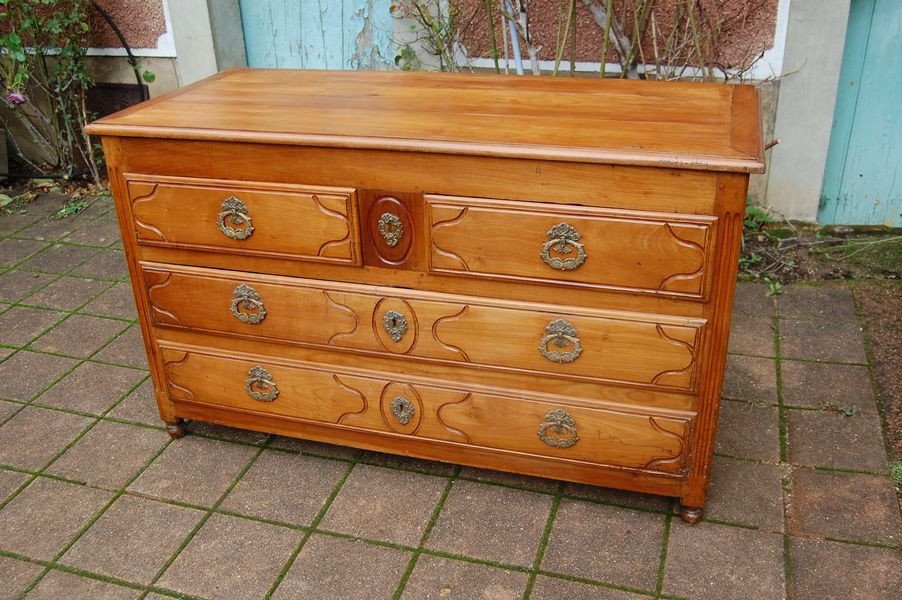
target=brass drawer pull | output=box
[538,409,579,448]
[382,309,408,343]
[378,212,404,247]
[230,284,266,324]
[540,222,586,271]
[245,366,279,402]
[217,196,255,240]
[391,396,415,425]
[539,319,582,364]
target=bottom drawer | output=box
[160,343,694,476]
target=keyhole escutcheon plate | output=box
[383,309,408,343]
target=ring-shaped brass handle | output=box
[538,409,579,448]
[540,222,586,271]
[217,196,254,240]
[245,366,278,402]
[230,284,266,324]
[539,319,582,364]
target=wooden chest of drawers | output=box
[86,69,763,522]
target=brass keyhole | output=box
[378,212,404,247]
[382,309,408,343]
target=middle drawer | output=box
[144,264,706,392]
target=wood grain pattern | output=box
[125,174,361,265]
[90,69,761,519]
[86,69,764,173]
[160,340,693,475]
[155,325,699,413]
[172,399,690,497]
[117,138,722,214]
[678,173,748,518]
[139,244,707,318]
[142,263,706,391]
[427,195,717,300]
[100,138,179,427]
[359,189,425,270]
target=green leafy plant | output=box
[763,277,782,296]
[838,405,858,417]
[739,251,763,269]
[390,1,467,72]
[0,191,37,215]
[53,197,89,219]
[0,0,100,183]
[394,44,422,71]
[744,204,774,231]
[891,461,902,487]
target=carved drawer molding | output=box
[160,343,693,476]
[126,174,361,266]
[86,68,763,523]
[426,195,718,300]
[143,265,706,392]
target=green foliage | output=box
[891,462,902,487]
[394,45,421,72]
[739,251,763,270]
[0,0,100,183]
[765,227,796,241]
[744,204,774,231]
[763,277,782,296]
[0,190,37,215]
[53,198,89,219]
[390,1,463,72]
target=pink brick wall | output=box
[89,0,168,49]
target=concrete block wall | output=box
[763,0,852,222]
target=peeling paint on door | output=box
[820,0,901,226]
[239,0,395,70]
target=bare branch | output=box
[579,0,639,78]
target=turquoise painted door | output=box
[821,0,902,226]
[239,0,395,70]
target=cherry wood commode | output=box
[86,69,764,523]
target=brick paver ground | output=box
[0,197,899,599]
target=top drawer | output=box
[124,174,361,266]
[426,195,718,300]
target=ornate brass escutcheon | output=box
[382,309,408,343]
[540,222,587,271]
[230,284,267,324]
[539,319,583,364]
[245,365,279,402]
[538,408,579,448]
[217,196,255,240]
[378,212,404,247]
[391,396,415,425]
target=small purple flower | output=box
[6,91,27,105]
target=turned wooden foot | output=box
[165,419,187,439]
[678,504,704,524]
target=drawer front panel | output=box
[160,344,693,475]
[125,174,360,265]
[426,195,717,299]
[145,265,705,391]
